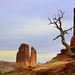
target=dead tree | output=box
[48,10,73,55]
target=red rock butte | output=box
[15,43,37,69]
[70,8,75,50]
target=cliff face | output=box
[70,8,75,51]
[70,35,75,53]
[15,43,37,69]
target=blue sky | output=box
[0,0,75,63]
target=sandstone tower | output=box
[70,8,75,52]
[15,43,37,69]
[30,47,36,67]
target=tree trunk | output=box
[48,10,74,55]
[60,30,73,55]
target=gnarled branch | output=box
[48,10,64,30]
[64,27,73,32]
[58,10,65,19]
[48,9,73,55]
[53,35,61,41]
[48,18,54,24]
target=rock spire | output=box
[15,43,37,69]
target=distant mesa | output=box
[15,43,37,69]
[0,61,15,68]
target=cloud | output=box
[0,51,17,62]
[37,53,57,63]
[0,19,55,41]
[0,18,72,41]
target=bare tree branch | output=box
[64,27,73,32]
[58,10,65,19]
[48,18,54,25]
[48,10,73,55]
[48,10,64,30]
[53,35,61,41]
[48,17,60,29]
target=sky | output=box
[0,0,75,63]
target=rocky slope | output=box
[30,60,75,75]
[5,58,75,75]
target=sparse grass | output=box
[50,58,59,63]
[7,72,29,75]
[1,67,14,73]
[50,55,60,63]
[3,69,31,75]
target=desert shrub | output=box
[50,55,59,63]
[0,71,2,75]
[3,73,6,75]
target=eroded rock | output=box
[15,43,37,69]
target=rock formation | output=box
[30,47,36,67]
[30,60,75,75]
[70,8,75,52]
[15,43,37,69]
